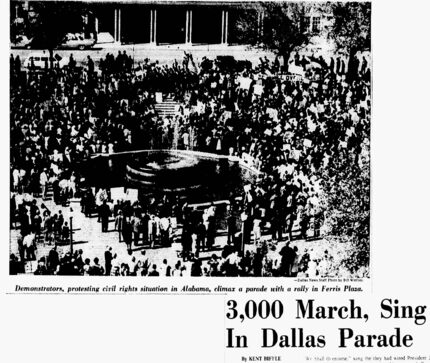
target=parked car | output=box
[23,52,50,69]
[11,35,33,49]
[23,52,69,69]
[95,32,115,45]
[58,33,95,50]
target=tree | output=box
[234,2,315,71]
[330,2,371,80]
[320,149,370,274]
[27,2,90,67]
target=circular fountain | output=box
[126,150,212,191]
[82,149,260,203]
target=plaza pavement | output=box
[10,194,323,275]
[10,43,277,68]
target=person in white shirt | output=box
[110,255,120,276]
[182,130,189,150]
[159,259,171,276]
[153,216,161,246]
[159,217,170,247]
[171,261,182,277]
[12,168,20,192]
[39,168,48,199]
[183,260,193,277]
[129,256,137,276]
[23,232,36,260]
[253,218,262,244]
[148,215,155,247]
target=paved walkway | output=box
[11,195,347,276]
[9,195,238,272]
[11,196,192,273]
[11,44,276,68]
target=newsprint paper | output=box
[1,0,430,362]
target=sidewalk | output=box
[10,195,336,275]
[10,195,234,273]
[10,43,276,68]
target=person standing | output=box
[12,168,20,192]
[181,221,192,260]
[240,211,252,253]
[252,248,264,277]
[99,200,111,233]
[23,231,36,261]
[252,217,262,245]
[139,251,149,276]
[141,212,150,245]
[52,177,60,205]
[206,204,216,249]
[159,216,170,247]
[159,259,171,276]
[149,215,159,248]
[148,264,159,276]
[290,246,300,277]
[39,168,48,200]
[122,216,133,252]
[279,242,296,277]
[104,246,113,276]
[47,246,60,274]
[115,210,124,236]
[191,259,202,276]
[33,211,42,242]
[90,257,104,276]
[61,222,70,242]
[227,211,236,244]
[131,212,141,246]
[196,220,206,256]
[87,55,94,75]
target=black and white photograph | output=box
[9,0,371,278]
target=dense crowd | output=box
[10,47,370,276]
[10,235,365,277]
[9,241,306,277]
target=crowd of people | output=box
[11,234,364,277]
[10,46,370,277]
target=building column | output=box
[118,8,121,42]
[114,9,117,41]
[221,10,229,44]
[150,9,157,44]
[114,8,121,42]
[185,9,192,44]
[150,9,153,43]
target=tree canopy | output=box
[27,2,90,49]
[235,2,316,68]
[330,2,371,55]
[320,149,370,273]
[234,1,371,72]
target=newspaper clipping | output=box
[2,0,430,362]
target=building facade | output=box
[11,0,331,49]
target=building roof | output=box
[12,0,264,7]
